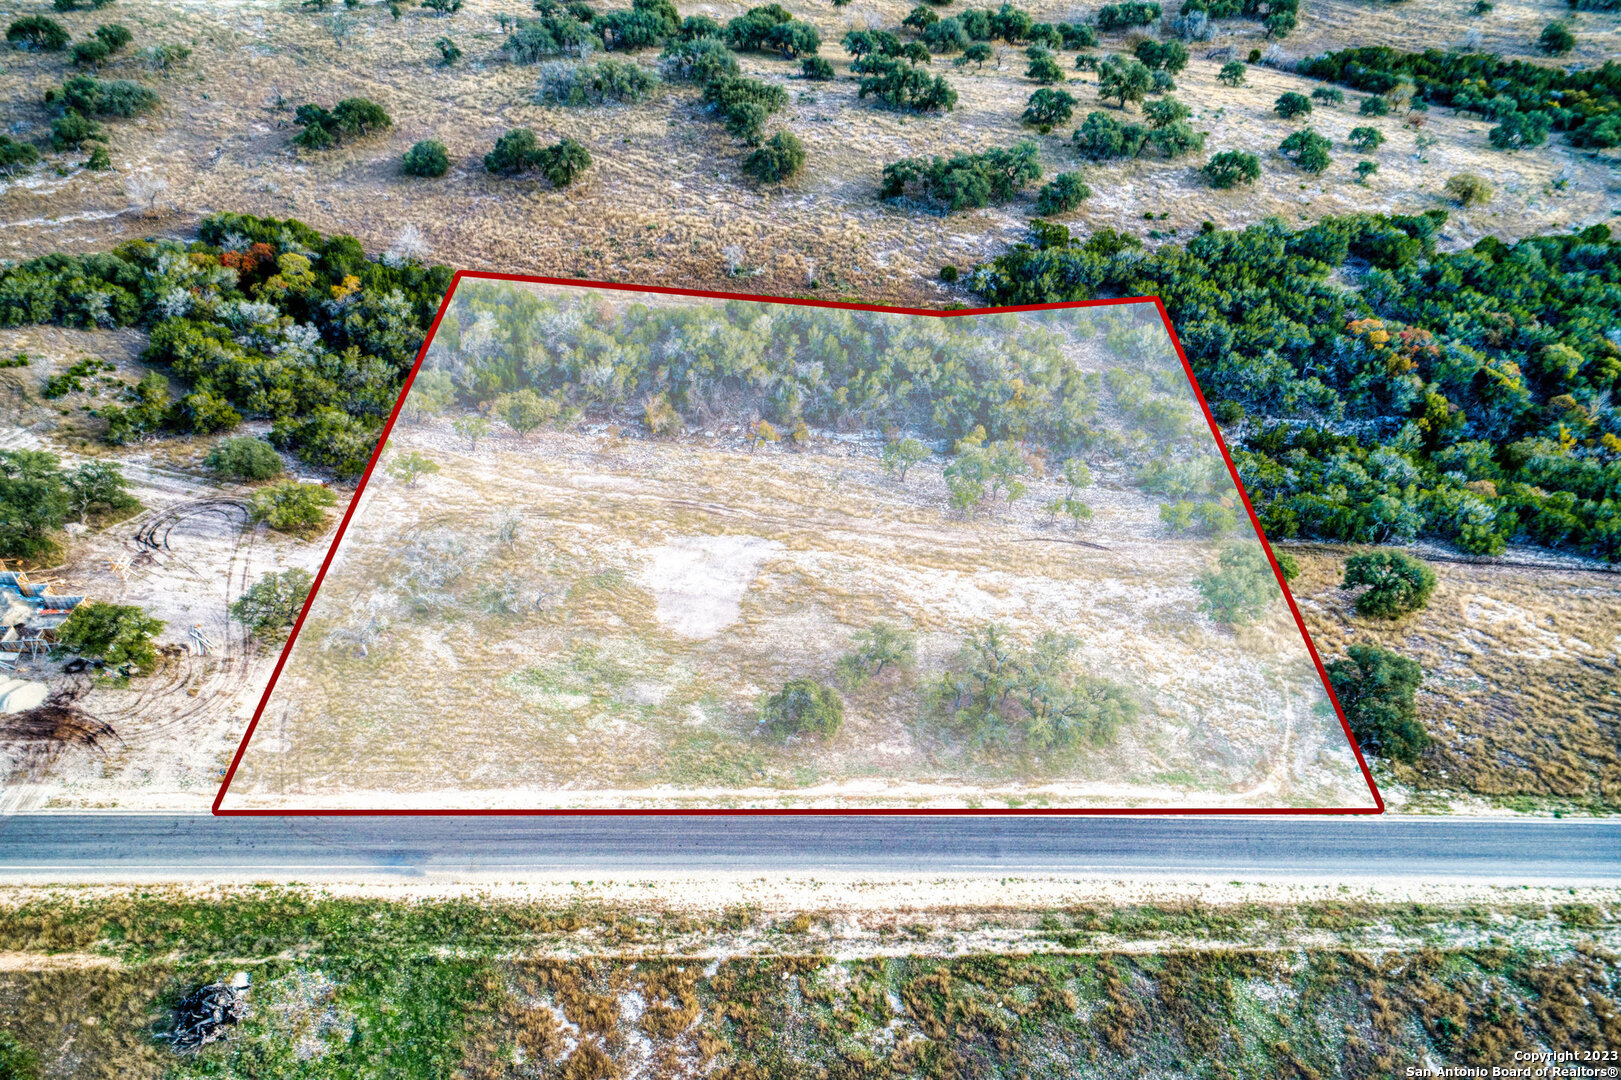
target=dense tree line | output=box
[0,213,452,478]
[1297,47,1621,150]
[969,217,1621,560]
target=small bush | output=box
[1347,125,1384,152]
[1358,95,1389,116]
[1310,86,1343,106]
[49,111,105,151]
[292,97,391,149]
[741,129,805,183]
[502,15,599,62]
[57,601,165,677]
[231,568,315,642]
[801,54,833,79]
[1022,86,1077,130]
[435,35,461,64]
[1444,171,1492,206]
[485,129,592,185]
[72,38,112,68]
[1537,20,1575,54]
[1274,91,1312,119]
[1026,54,1065,83]
[7,15,70,50]
[1035,171,1090,214]
[661,37,738,82]
[138,42,191,71]
[880,141,1040,211]
[940,264,959,282]
[1354,159,1377,182]
[537,57,660,105]
[1200,149,1260,188]
[206,436,284,481]
[1096,1,1160,31]
[1217,60,1245,86]
[248,479,339,536]
[1279,127,1331,172]
[0,136,40,176]
[402,139,450,177]
[1341,550,1436,617]
[761,678,844,739]
[1195,542,1275,627]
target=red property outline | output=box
[213,271,1385,816]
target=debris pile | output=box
[159,972,251,1052]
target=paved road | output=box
[0,815,1617,881]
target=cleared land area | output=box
[223,288,1369,810]
[0,0,1615,305]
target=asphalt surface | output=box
[0,815,1617,881]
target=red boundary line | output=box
[213,271,1385,817]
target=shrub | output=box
[248,479,339,536]
[1358,95,1389,116]
[660,37,737,82]
[902,3,938,30]
[57,601,165,676]
[761,677,843,739]
[1279,127,1331,172]
[857,57,958,111]
[502,16,598,62]
[72,38,112,68]
[231,568,315,642]
[1274,91,1312,119]
[1058,22,1096,48]
[1096,53,1151,108]
[880,141,1040,210]
[1200,149,1260,188]
[1035,171,1090,214]
[1327,643,1427,763]
[1195,542,1275,626]
[50,111,105,151]
[292,97,391,149]
[1444,171,1492,206]
[402,139,450,177]
[801,55,833,79]
[742,129,805,183]
[921,17,969,52]
[538,57,661,104]
[958,41,993,66]
[939,264,959,282]
[1311,86,1343,106]
[726,4,820,57]
[206,436,284,480]
[835,621,916,688]
[1354,159,1377,182]
[1489,109,1550,149]
[1347,125,1383,152]
[52,76,160,118]
[435,36,462,64]
[1142,95,1188,128]
[139,42,190,71]
[7,16,70,51]
[1217,60,1245,86]
[1022,87,1077,130]
[0,136,40,177]
[1133,38,1187,74]
[1537,20,1575,54]
[1026,54,1065,83]
[1341,550,1436,617]
[1096,1,1160,31]
[422,0,463,11]
[1072,110,1146,159]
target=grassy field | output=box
[222,291,1370,810]
[0,0,1614,306]
[0,884,1615,1078]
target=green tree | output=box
[1097,54,1151,109]
[1340,550,1436,617]
[1354,159,1378,183]
[1537,21,1575,55]
[454,414,491,451]
[1200,149,1260,188]
[386,449,440,486]
[1444,172,1492,206]
[958,41,992,67]
[0,450,70,562]
[404,370,456,422]
[1326,643,1427,763]
[6,15,70,51]
[1274,91,1312,119]
[1347,125,1384,152]
[64,461,140,524]
[1035,171,1090,214]
[801,55,833,79]
[493,388,560,437]
[0,1032,37,1080]
[742,130,806,183]
[402,139,450,177]
[881,436,929,481]
[1195,541,1275,627]
[836,620,917,687]
[248,480,339,536]
[57,601,165,676]
[1279,127,1331,172]
[1023,87,1077,130]
[206,437,284,481]
[760,678,844,739]
[435,35,462,64]
[1026,53,1065,83]
[1217,60,1246,86]
[230,567,315,642]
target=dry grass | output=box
[1288,544,1621,807]
[0,0,1613,305]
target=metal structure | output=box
[0,570,85,666]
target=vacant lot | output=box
[223,296,1369,811]
[1,0,1614,305]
